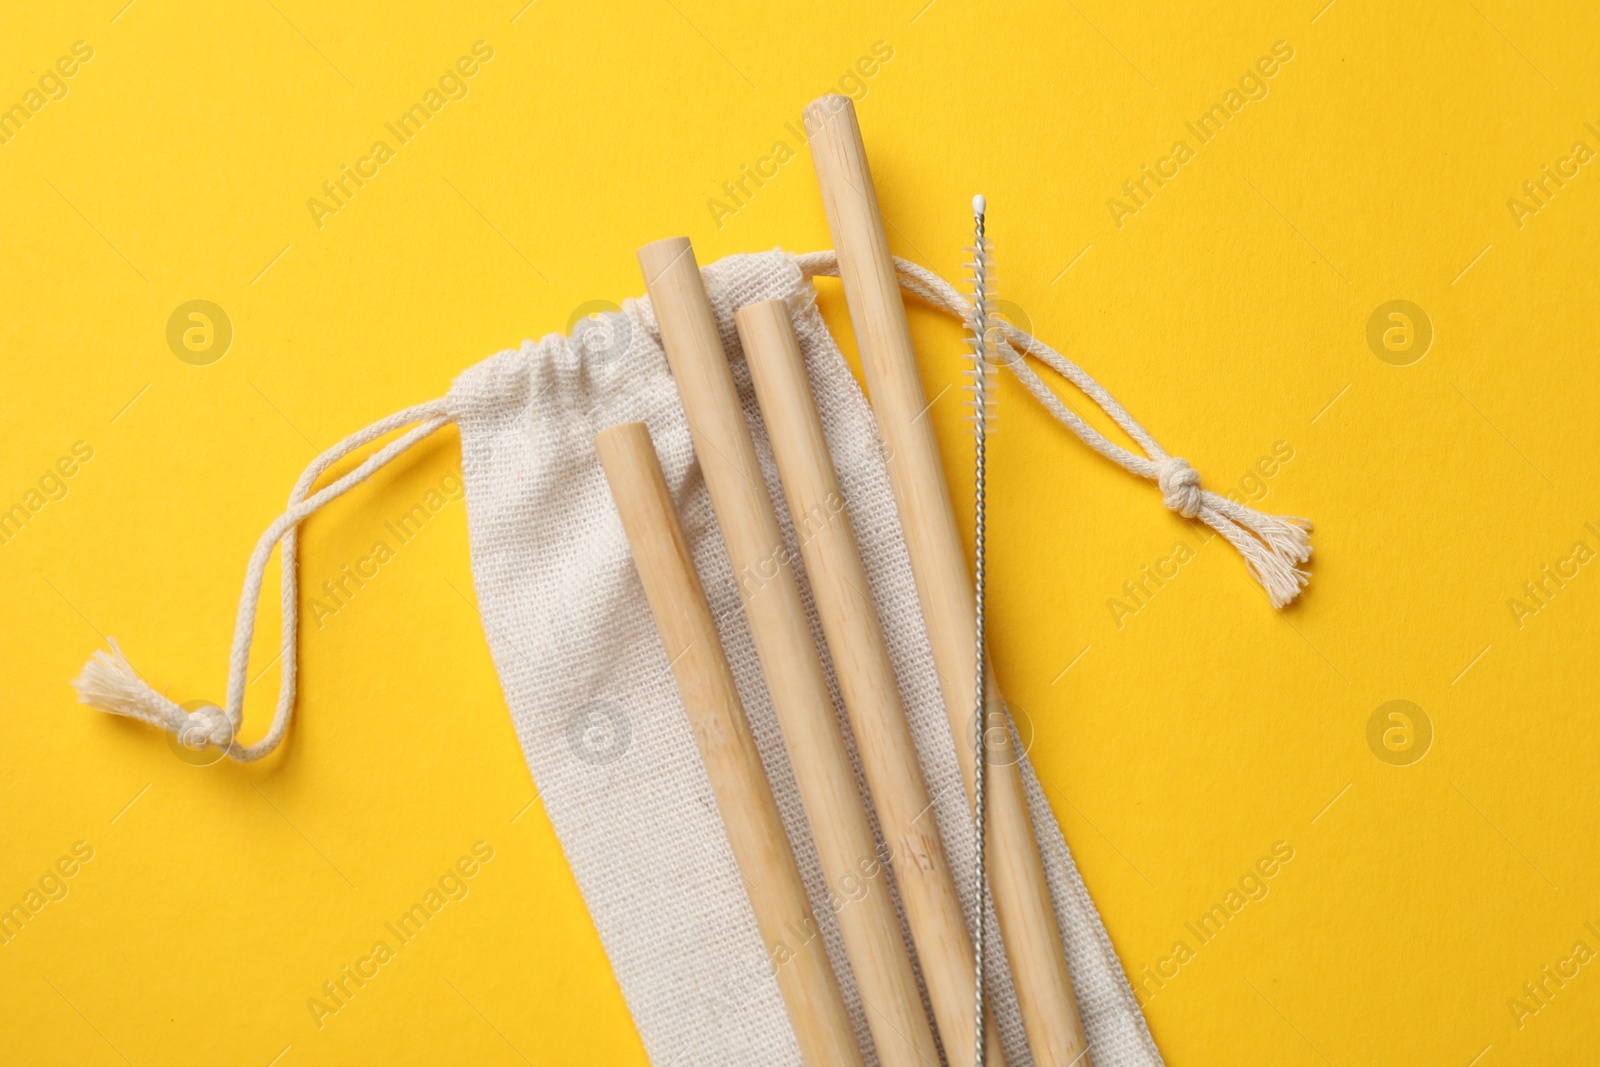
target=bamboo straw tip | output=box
[801,93,856,136]
[594,420,651,454]
[636,236,695,279]
[733,297,789,329]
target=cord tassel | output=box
[72,639,235,750]
[70,399,456,761]
[794,250,1315,608]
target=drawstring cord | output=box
[73,252,1314,759]
[73,398,455,762]
[793,250,1314,609]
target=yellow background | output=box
[3,0,1597,1063]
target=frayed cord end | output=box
[1206,509,1314,609]
[73,640,233,751]
[1155,458,1315,609]
[1235,524,1313,609]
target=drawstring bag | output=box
[74,249,1311,1067]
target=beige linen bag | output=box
[75,248,1312,1065]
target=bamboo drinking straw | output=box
[637,238,940,1067]
[596,421,865,1067]
[802,95,1093,1067]
[736,298,1006,1067]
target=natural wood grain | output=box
[636,239,940,1067]
[802,93,1093,1067]
[737,297,1008,1067]
[595,422,864,1067]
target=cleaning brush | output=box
[967,192,995,1067]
